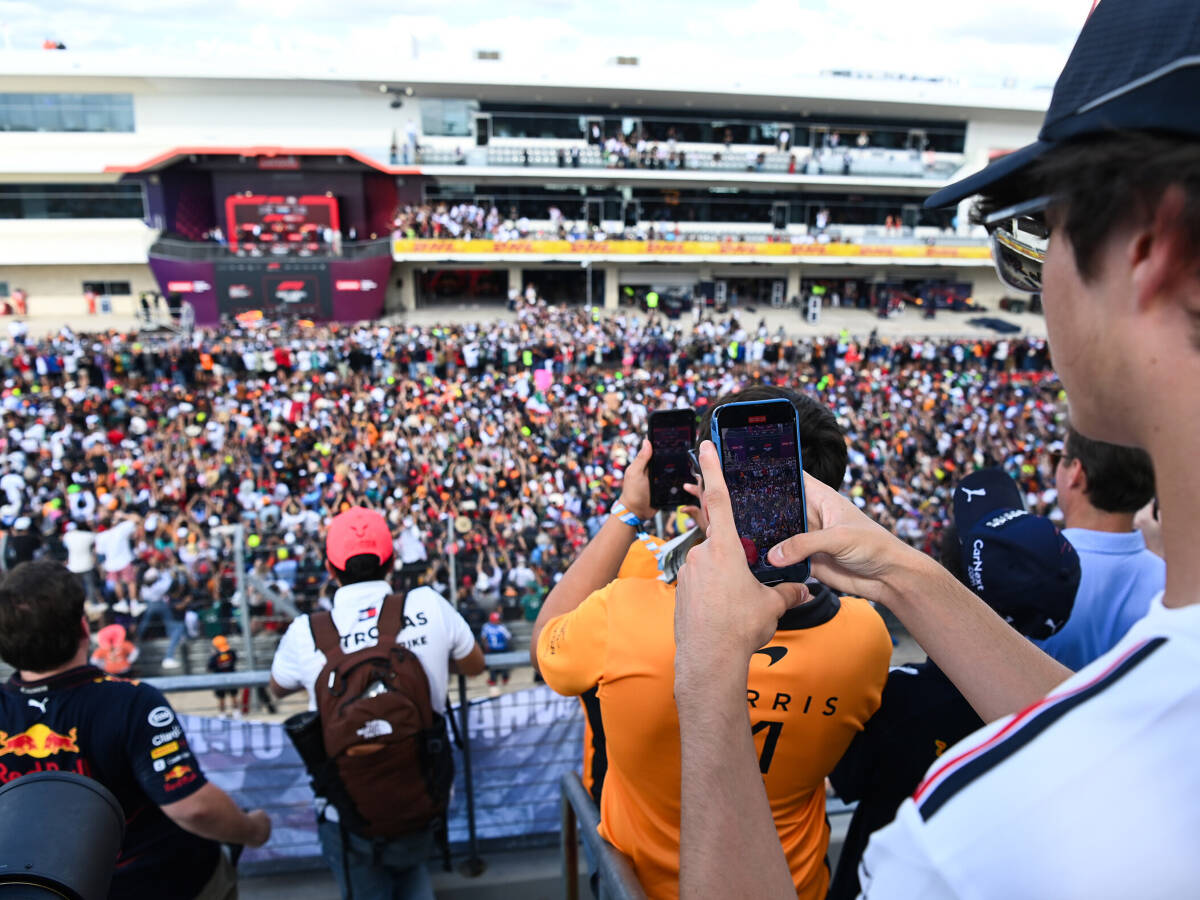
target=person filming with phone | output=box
[671,3,1200,896]
[532,385,891,899]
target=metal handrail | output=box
[561,771,646,900]
[145,652,530,694]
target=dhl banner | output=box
[393,238,991,260]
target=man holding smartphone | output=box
[532,386,891,899]
[673,2,1200,897]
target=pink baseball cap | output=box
[325,506,393,569]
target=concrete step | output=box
[239,846,583,900]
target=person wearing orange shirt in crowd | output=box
[533,385,891,899]
[90,623,139,677]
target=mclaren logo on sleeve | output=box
[753,646,788,666]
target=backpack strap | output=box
[309,610,345,662]
[375,592,408,645]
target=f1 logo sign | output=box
[166,280,212,293]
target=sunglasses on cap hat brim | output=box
[984,194,1052,295]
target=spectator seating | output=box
[415,140,962,179]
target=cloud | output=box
[0,0,1080,87]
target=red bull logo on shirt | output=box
[0,725,80,758]
[163,763,198,792]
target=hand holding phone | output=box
[710,399,810,584]
[649,408,697,510]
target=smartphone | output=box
[648,408,697,510]
[710,399,810,584]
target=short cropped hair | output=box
[329,552,394,587]
[1065,426,1156,514]
[696,385,848,489]
[0,562,85,672]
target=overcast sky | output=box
[0,0,1086,88]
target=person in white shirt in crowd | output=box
[62,521,102,617]
[138,566,187,668]
[94,513,141,610]
[1037,427,1166,670]
[395,516,428,591]
[269,507,484,898]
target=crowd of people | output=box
[0,301,1063,672]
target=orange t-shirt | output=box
[539,580,891,900]
[580,535,671,802]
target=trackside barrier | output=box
[147,658,583,875]
[148,667,858,879]
[560,771,646,900]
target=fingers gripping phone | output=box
[648,408,697,510]
[710,399,810,585]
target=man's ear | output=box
[1130,184,1199,313]
[1066,457,1089,495]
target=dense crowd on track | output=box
[0,301,1064,665]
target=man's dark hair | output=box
[328,552,394,587]
[1065,426,1156,514]
[0,561,85,672]
[696,385,848,489]
[977,132,1200,286]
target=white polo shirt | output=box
[859,592,1200,898]
[270,580,476,715]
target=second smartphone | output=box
[648,407,697,509]
[710,398,810,584]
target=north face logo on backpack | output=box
[356,719,393,740]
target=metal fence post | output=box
[562,788,579,900]
[233,523,256,672]
[448,547,486,877]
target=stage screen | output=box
[225,194,340,250]
[151,255,389,325]
[215,260,333,320]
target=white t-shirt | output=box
[270,581,476,715]
[859,592,1200,899]
[0,472,24,509]
[94,520,136,573]
[397,525,427,565]
[62,530,96,574]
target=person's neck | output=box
[1064,505,1136,534]
[1145,420,1200,610]
[19,647,89,683]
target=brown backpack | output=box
[309,593,454,838]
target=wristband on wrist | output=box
[609,501,645,529]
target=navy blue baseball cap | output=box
[926,0,1200,208]
[953,469,1080,640]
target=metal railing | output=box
[561,771,646,900]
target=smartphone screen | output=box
[648,408,697,509]
[712,399,810,584]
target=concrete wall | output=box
[0,219,157,266]
[0,263,154,317]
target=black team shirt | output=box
[0,666,219,899]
